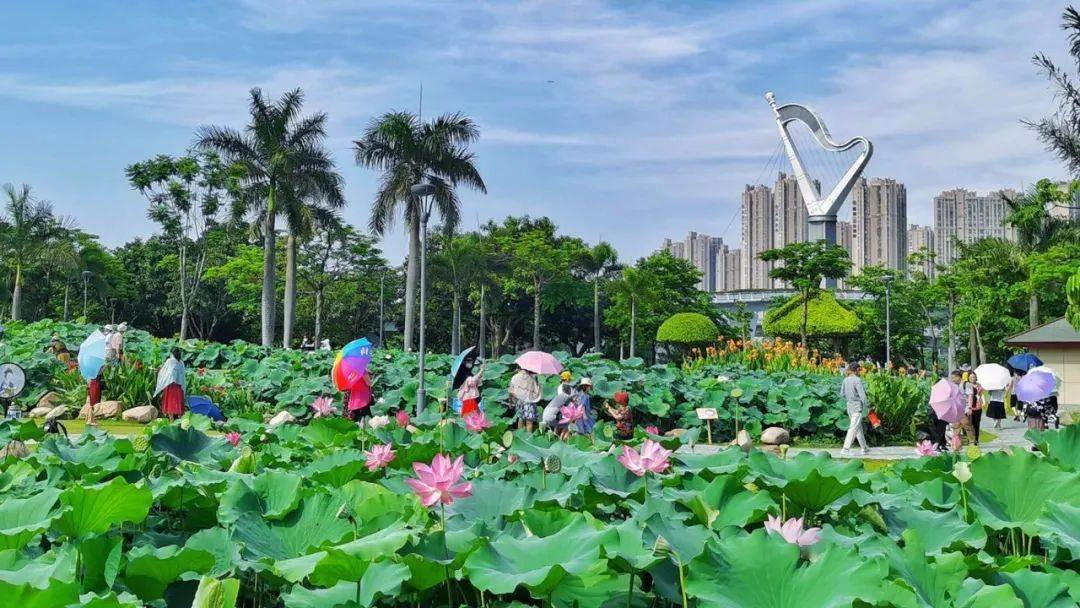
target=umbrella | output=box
[450,346,478,390]
[1006,353,1043,372]
[187,395,226,422]
[1015,370,1055,403]
[78,330,108,380]
[1028,365,1062,393]
[929,378,965,423]
[333,338,373,390]
[515,351,563,375]
[973,363,1010,391]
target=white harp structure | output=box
[765,91,873,246]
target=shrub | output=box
[656,313,720,346]
[762,291,860,338]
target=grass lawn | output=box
[37,419,149,436]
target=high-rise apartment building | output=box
[907,224,936,278]
[933,188,1018,265]
[741,184,774,290]
[851,177,908,274]
[714,245,741,292]
[660,232,735,292]
[772,172,808,248]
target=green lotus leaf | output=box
[78,533,123,592]
[36,436,127,479]
[281,561,410,608]
[879,530,968,607]
[673,448,747,475]
[447,478,535,525]
[996,569,1075,608]
[217,470,302,524]
[275,523,412,586]
[301,417,360,448]
[1035,501,1080,559]
[232,492,352,561]
[1029,424,1080,471]
[685,529,886,608]
[462,515,603,596]
[67,591,145,608]
[748,450,867,512]
[641,513,711,562]
[54,478,152,539]
[123,543,216,600]
[336,480,426,530]
[881,504,986,554]
[0,488,62,550]
[302,449,366,488]
[599,520,664,572]
[967,450,1080,532]
[186,527,242,578]
[191,576,240,608]
[550,565,630,608]
[676,474,775,530]
[587,456,647,498]
[0,548,81,608]
[150,426,231,465]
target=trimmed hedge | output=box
[762,291,860,338]
[656,312,720,345]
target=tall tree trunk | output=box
[11,263,22,321]
[1029,293,1039,329]
[63,284,70,321]
[974,324,987,365]
[947,290,956,372]
[629,298,637,359]
[532,281,542,349]
[593,280,601,353]
[178,241,189,341]
[451,292,461,355]
[314,287,323,345]
[968,326,977,368]
[260,188,278,348]
[478,284,487,359]
[283,232,297,349]
[403,219,419,352]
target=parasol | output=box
[78,331,108,380]
[1006,353,1043,373]
[515,351,563,375]
[333,338,373,391]
[973,363,1010,391]
[450,346,478,390]
[1015,370,1055,403]
[928,378,965,423]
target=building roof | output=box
[1004,318,1080,347]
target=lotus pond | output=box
[0,412,1078,608]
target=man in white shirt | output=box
[840,363,870,457]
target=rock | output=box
[730,429,753,454]
[0,440,30,459]
[664,428,687,439]
[268,411,296,427]
[760,426,790,445]
[94,401,124,419]
[28,406,55,418]
[46,405,68,420]
[122,405,159,423]
[36,391,62,409]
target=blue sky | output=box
[0,1,1069,263]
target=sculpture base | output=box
[808,215,838,289]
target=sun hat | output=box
[578,377,593,387]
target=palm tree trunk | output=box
[314,287,323,346]
[532,282,542,349]
[478,284,487,358]
[283,232,297,349]
[260,188,278,348]
[1029,293,1039,329]
[403,219,420,352]
[451,292,462,355]
[593,280,601,353]
[629,298,637,359]
[63,284,70,321]
[11,263,22,321]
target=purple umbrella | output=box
[1015,370,1055,403]
[929,378,965,423]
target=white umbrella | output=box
[973,363,1010,391]
[1028,365,1062,393]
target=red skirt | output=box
[88,379,103,406]
[162,384,185,416]
[461,398,480,417]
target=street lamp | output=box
[82,271,92,320]
[882,275,894,368]
[410,179,437,413]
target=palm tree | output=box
[2,184,55,321]
[196,88,344,347]
[354,111,486,351]
[611,267,657,359]
[579,242,619,353]
[435,233,489,355]
[282,189,344,348]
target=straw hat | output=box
[578,377,593,387]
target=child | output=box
[458,363,484,417]
[604,391,634,439]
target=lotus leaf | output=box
[880,530,969,607]
[967,450,1080,532]
[282,560,410,608]
[0,488,62,550]
[217,471,303,524]
[1029,424,1080,470]
[123,543,216,600]
[881,504,986,554]
[232,492,353,561]
[150,426,231,465]
[996,569,1075,608]
[54,478,152,538]
[191,576,240,608]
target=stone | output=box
[0,440,30,459]
[664,428,687,439]
[761,426,791,445]
[36,391,62,409]
[28,406,55,418]
[268,410,296,427]
[94,401,124,419]
[730,429,753,454]
[46,405,68,420]
[122,405,159,423]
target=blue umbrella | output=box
[450,346,478,390]
[1006,353,1043,372]
[78,331,108,380]
[187,395,225,422]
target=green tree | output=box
[282,196,342,348]
[433,232,490,355]
[353,111,487,352]
[759,241,851,347]
[609,267,656,358]
[578,242,620,353]
[1,183,59,321]
[1028,7,1080,178]
[196,87,344,347]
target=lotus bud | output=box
[652,536,674,558]
[779,444,789,459]
[952,461,972,484]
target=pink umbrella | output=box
[929,379,964,423]
[514,351,563,375]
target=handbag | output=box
[867,409,881,428]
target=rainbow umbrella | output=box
[332,338,373,390]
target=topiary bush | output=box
[762,291,860,338]
[656,313,720,347]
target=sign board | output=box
[695,407,718,420]
[0,363,26,400]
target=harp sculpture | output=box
[765,92,873,246]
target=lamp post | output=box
[378,273,385,349]
[410,180,437,413]
[883,275,894,367]
[82,271,92,320]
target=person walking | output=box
[840,363,870,457]
[541,371,574,431]
[155,348,187,421]
[84,371,103,426]
[508,365,542,432]
[965,372,984,445]
[986,379,1007,430]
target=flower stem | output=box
[677,557,688,607]
[441,503,452,608]
[627,571,634,608]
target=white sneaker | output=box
[861,448,870,455]
[839,449,852,457]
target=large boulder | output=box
[47,405,69,420]
[122,405,159,423]
[267,411,296,427]
[731,429,753,454]
[28,406,55,418]
[82,401,123,420]
[761,426,791,445]
[0,440,30,459]
[36,391,63,409]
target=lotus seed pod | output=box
[543,454,562,474]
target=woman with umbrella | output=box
[451,347,483,417]
[156,348,187,421]
[508,366,542,432]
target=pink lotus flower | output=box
[405,454,473,507]
[464,411,491,432]
[395,410,410,427]
[915,440,940,456]
[225,432,241,447]
[764,515,821,547]
[645,425,660,436]
[560,403,585,424]
[950,433,962,453]
[311,396,337,418]
[363,443,396,471]
[617,439,672,477]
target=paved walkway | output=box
[687,418,1033,460]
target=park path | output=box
[685,418,1034,460]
